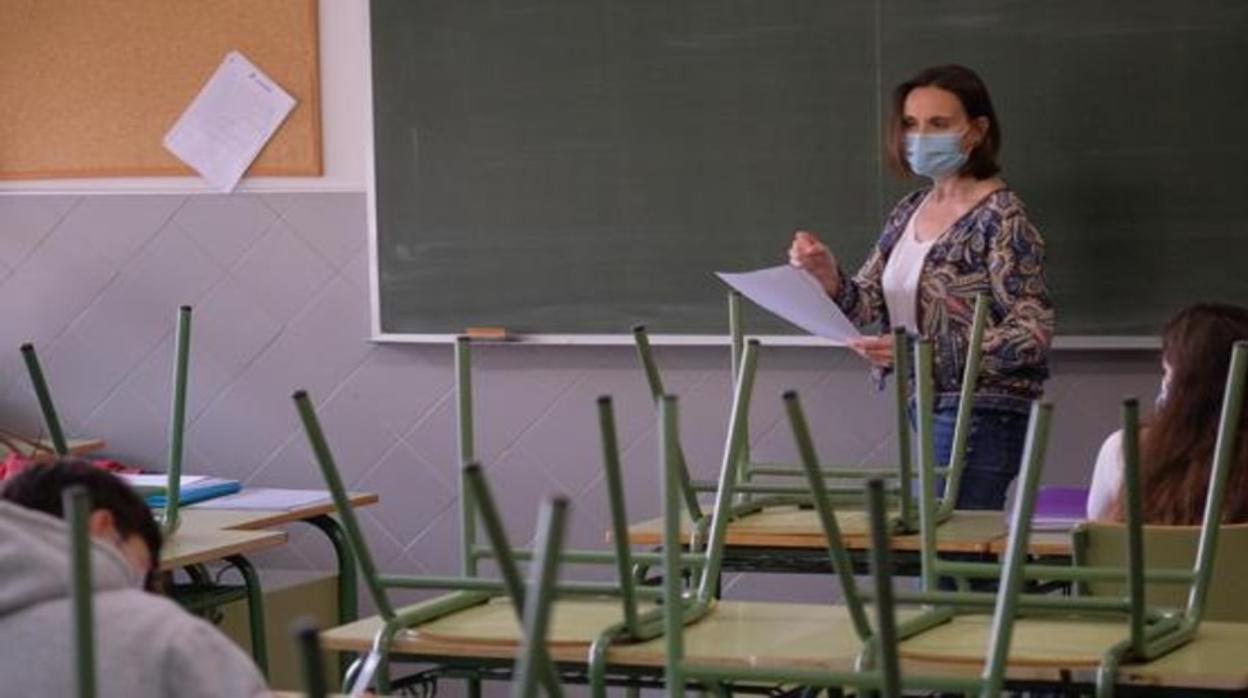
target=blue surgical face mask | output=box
[905,131,969,179]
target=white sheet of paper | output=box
[163,51,296,192]
[118,474,209,490]
[188,488,331,511]
[716,265,862,344]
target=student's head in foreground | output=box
[1112,302,1248,524]
[2,459,162,588]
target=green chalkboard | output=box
[371,0,1248,338]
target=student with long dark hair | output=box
[1087,303,1248,524]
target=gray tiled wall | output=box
[0,192,1161,601]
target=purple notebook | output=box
[1031,486,1090,530]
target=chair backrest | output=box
[1080,522,1248,622]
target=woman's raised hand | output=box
[788,230,841,296]
[847,335,894,369]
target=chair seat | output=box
[415,596,657,647]
[900,614,1134,667]
[323,598,915,668]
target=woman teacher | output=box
[789,64,1054,510]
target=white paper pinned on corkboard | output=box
[164,52,297,192]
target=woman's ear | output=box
[967,116,990,148]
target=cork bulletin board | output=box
[0,0,321,179]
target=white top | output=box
[882,201,937,333]
[1087,429,1124,520]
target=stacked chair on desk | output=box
[889,341,1248,697]
[19,305,271,675]
[653,334,1050,697]
[293,331,1032,697]
[631,292,990,544]
[292,335,727,694]
[660,338,1248,697]
[296,323,1248,697]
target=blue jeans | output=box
[930,407,1030,511]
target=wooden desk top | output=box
[158,490,376,570]
[900,614,1248,691]
[0,436,107,458]
[321,598,915,669]
[160,527,287,571]
[320,596,1248,691]
[625,507,1008,554]
[179,492,379,531]
[988,529,1075,557]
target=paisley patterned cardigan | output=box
[833,188,1054,413]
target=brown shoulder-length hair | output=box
[886,64,1002,180]
[1109,303,1248,524]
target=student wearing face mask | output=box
[1087,304,1248,523]
[788,64,1054,511]
[0,459,269,698]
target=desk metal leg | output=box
[305,514,358,682]
[225,554,269,677]
[306,514,357,625]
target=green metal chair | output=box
[642,308,1248,694]
[656,383,1043,698]
[632,292,989,537]
[22,306,271,675]
[882,340,1248,698]
[661,334,1248,697]
[65,484,97,698]
[293,379,708,695]
[614,335,998,661]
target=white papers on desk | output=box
[118,474,209,494]
[716,265,862,344]
[163,51,296,192]
[120,474,208,487]
[188,488,331,511]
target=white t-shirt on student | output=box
[882,199,937,333]
[1087,429,1124,520]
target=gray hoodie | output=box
[0,501,269,698]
